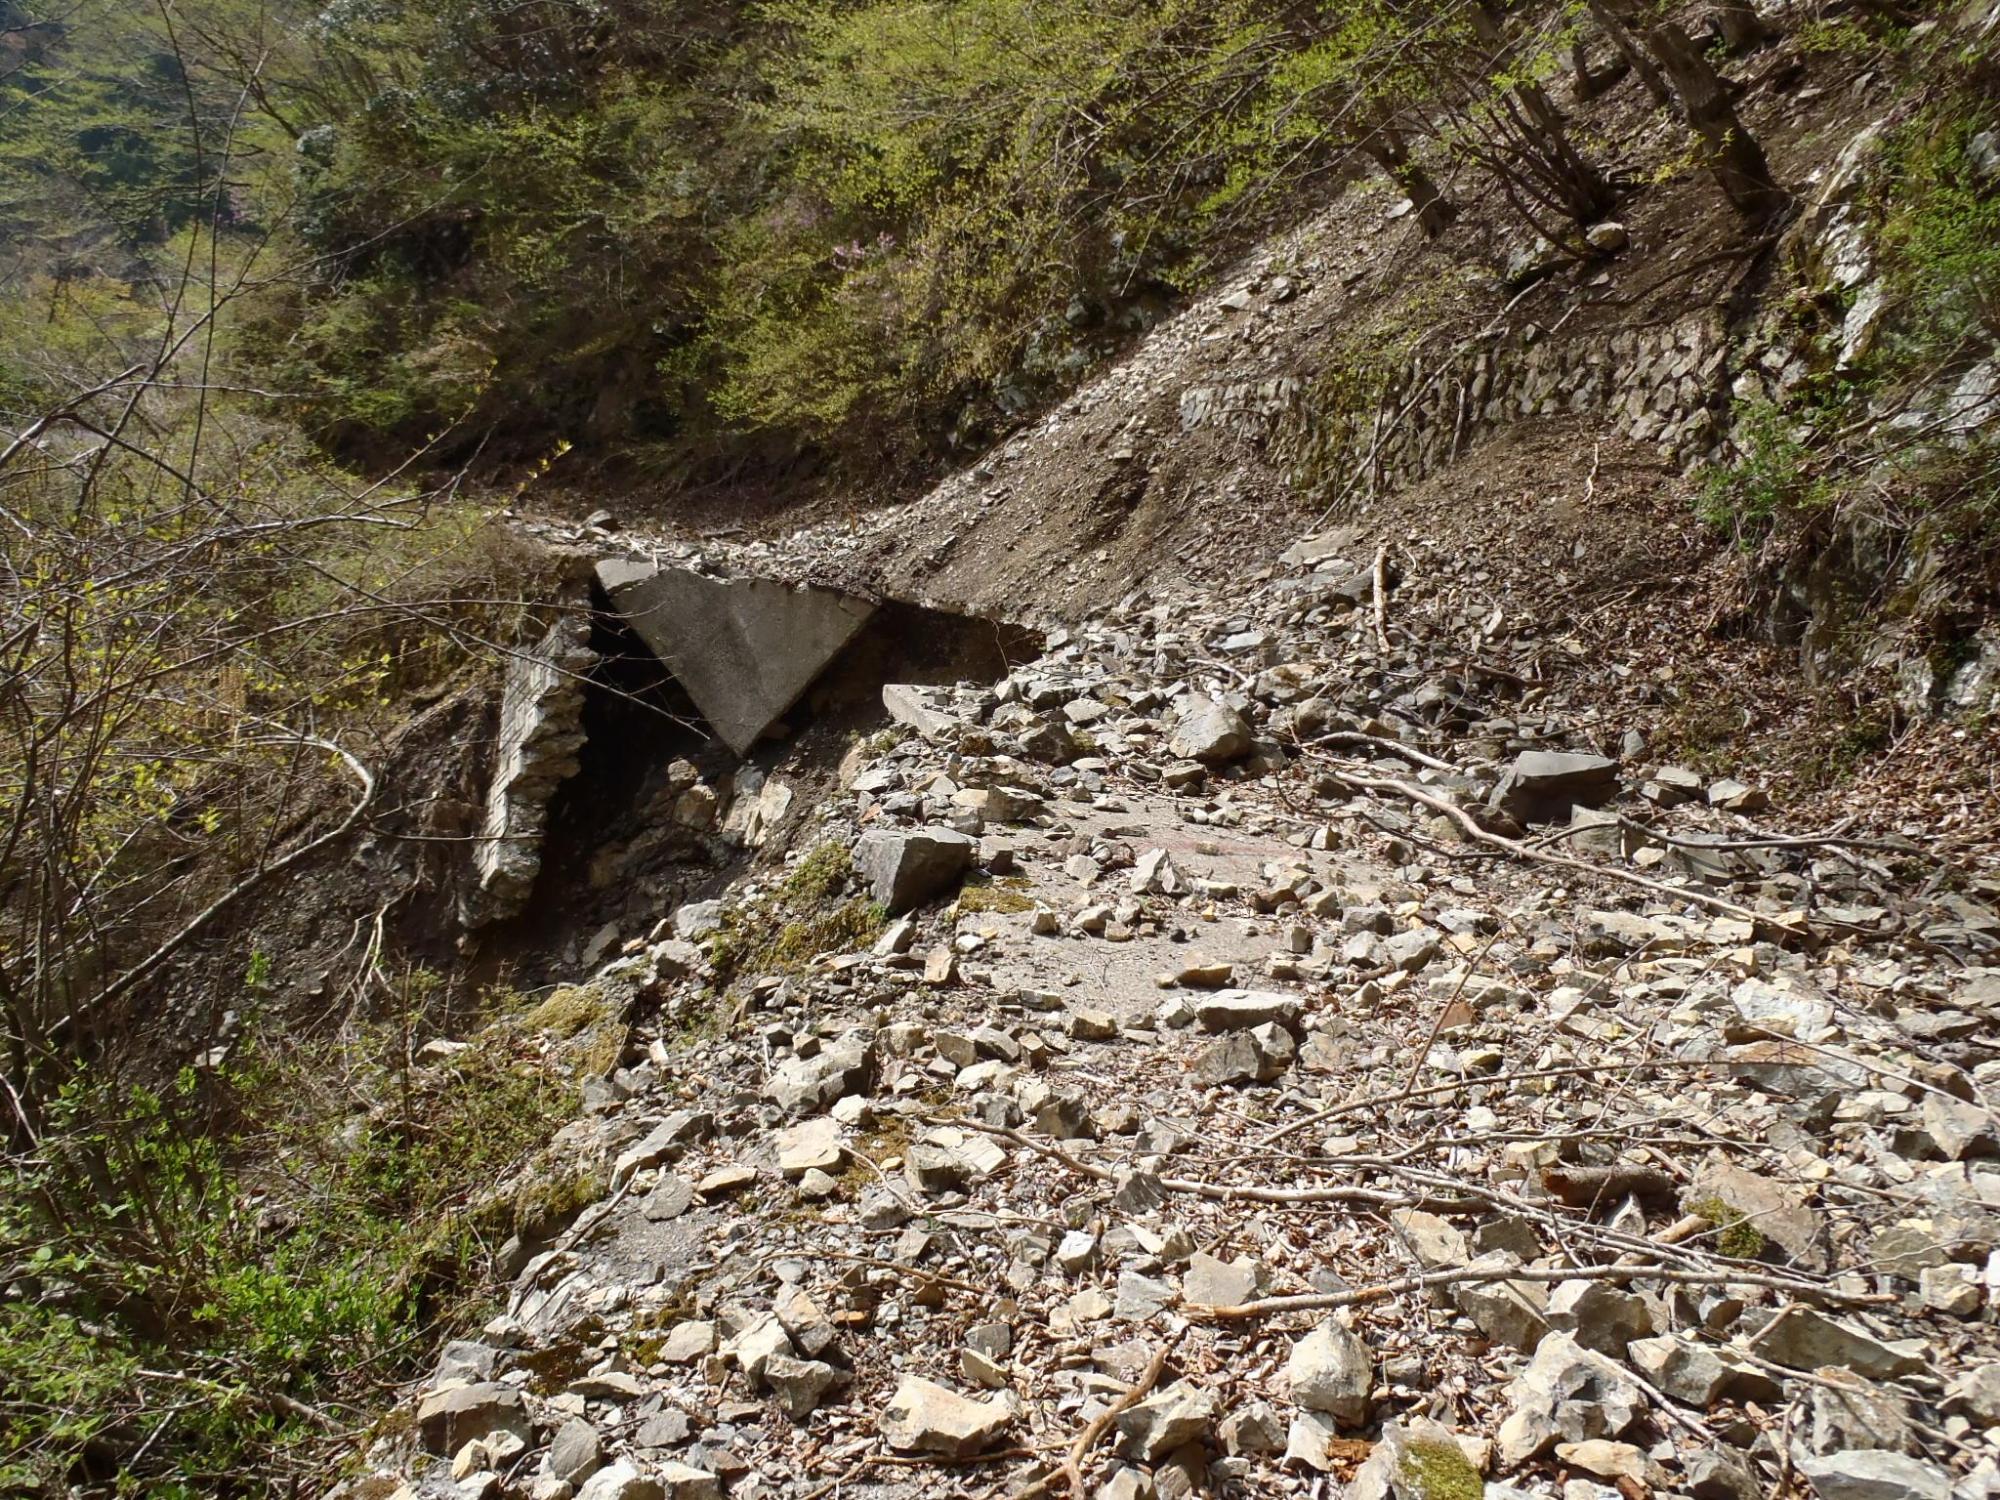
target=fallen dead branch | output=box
[1188,1259,1893,1322]
[1316,757,1805,936]
[944,1118,1482,1212]
[1013,1338,1177,1500]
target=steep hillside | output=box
[4,0,2000,1496]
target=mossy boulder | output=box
[1348,1418,1484,1500]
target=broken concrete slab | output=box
[465,616,597,928]
[598,560,876,755]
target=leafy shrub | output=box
[0,1001,572,1495]
[1697,399,1835,547]
[1875,102,2000,357]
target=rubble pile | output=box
[342,527,2000,1500]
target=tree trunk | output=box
[1470,2,1618,222]
[1644,20,1789,216]
[1360,127,1459,238]
[1715,0,1772,51]
[1586,0,1673,106]
[1571,39,1629,100]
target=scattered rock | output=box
[1495,1332,1646,1465]
[773,1116,846,1177]
[549,1420,603,1485]
[1794,1449,1950,1500]
[416,1384,530,1456]
[1194,989,1302,1032]
[1347,1417,1485,1500]
[1747,1306,1924,1380]
[1544,1279,1655,1357]
[1492,751,1618,824]
[1114,1379,1215,1461]
[1191,1024,1294,1084]
[1168,696,1252,764]
[878,1376,1015,1457]
[1287,1320,1373,1425]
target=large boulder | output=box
[1491,751,1619,824]
[415,1382,531,1455]
[854,828,976,913]
[1168,695,1252,765]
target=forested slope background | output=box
[1,0,1997,1492]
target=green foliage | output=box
[705,0,1280,450]
[0,999,571,1494]
[1795,17,1894,56]
[1697,399,1836,547]
[958,879,1036,915]
[1874,101,2000,358]
[784,842,855,904]
[710,847,887,985]
[1400,1438,1484,1500]
[0,0,1639,464]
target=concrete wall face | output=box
[466,616,597,927]
[598,563,876,755]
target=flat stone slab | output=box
[598,560,876,755]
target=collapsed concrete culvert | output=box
[463,559,1041,974]
[596,560,876,756]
